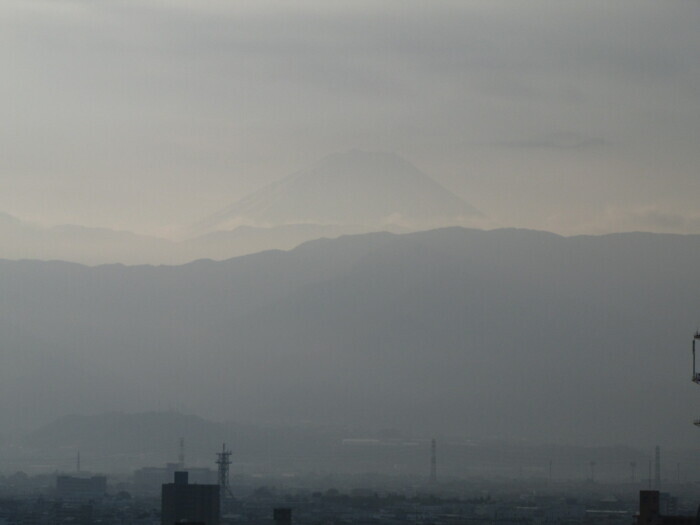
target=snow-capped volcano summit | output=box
[202,150,481,231]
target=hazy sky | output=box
[2,0,699,237]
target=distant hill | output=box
[177,223,408,263]
[0,152,482,265]
[0,320,124,435]
[1,228,699,450]
[23,412,346,474]
[0,212,400,265]
[0,213,172,265]
[23,411,664,479]
[25,412,226,460]
[200,150,482,231]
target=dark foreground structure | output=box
[161,471,219,525]
[638,491,697,525]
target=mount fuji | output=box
[200,150,482,231]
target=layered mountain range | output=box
[1,227,698,450]
[0,151,482,265]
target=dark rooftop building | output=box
[274,507,292,525]
[161,471,219,525]
[637,490,697,525]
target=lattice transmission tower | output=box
[216,443,233,500]
[692,332,700,426]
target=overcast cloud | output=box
[1,0,698,236]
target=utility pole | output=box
[430,439,437,483]
[654,446,661,490]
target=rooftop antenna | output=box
[216,443,233,501]
[692,331,700,427]
[654,445,661,490]
[178,437,185,468]
[430,439,437,483]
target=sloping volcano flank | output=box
[203,150,481,230]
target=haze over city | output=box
[2,3,700,524]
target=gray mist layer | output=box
[1,228,698,450]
